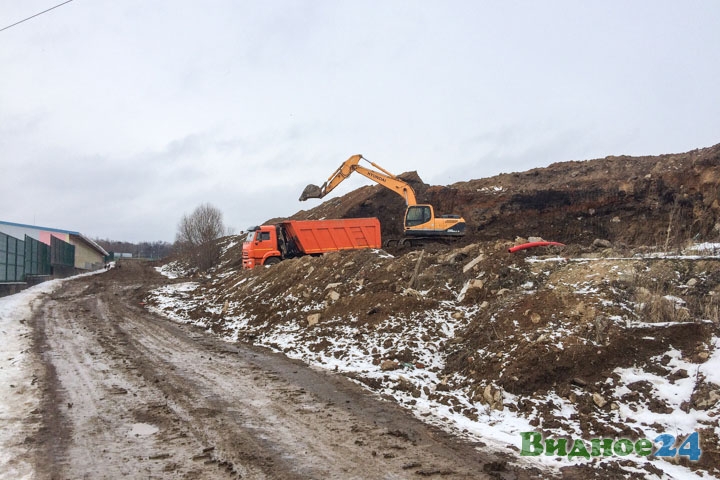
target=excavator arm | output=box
[300,154,467,240]
[299,154,417,206]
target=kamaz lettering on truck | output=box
[242,218,382,269]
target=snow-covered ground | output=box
[0,281,63,480]
[0,269,108,480]
[149,246,720,479]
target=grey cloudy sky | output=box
[2,1,719,242]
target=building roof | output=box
[0,220,80,235]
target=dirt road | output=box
[28,263,530,479]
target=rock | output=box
[380,360,400,371]
[686,278,698,287]
[463,253,485,273]
[698,351,709,361]
[307,313,320,327]
[483,385,494,404]
[479,301,489,309]
[593,239,612,249]
[495,288,510,296]
[694,389,720,410]
[326,290,340,302]
[478,385,504,411]
[442,244,479,264]
[592,392,607,408]
[528,236,543,243]
[458,278,485,302]
[611,216,621,223]
[325,282,342,290]
[451,311,464,320]
[468,279,484,290]
[530,313,541,324]
[571,377,588,387]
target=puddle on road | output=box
[127,423,159,437]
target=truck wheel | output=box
[384,239,398,248]
[401,238,413,248]
[264,257,281,266]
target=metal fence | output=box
[24,235,52,276]
[1,233,70,282]
[0,232,26,282]
[51,235,75,267]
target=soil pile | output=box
[150,241,720,478]
[147,144,720,478]
[287,144,720,247]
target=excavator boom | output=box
[299,155,417,205]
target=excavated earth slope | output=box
[287,144,720,247]
[149,144,720,479]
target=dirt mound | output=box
[146,145,720,478]
[279,144,720,248]
[148,235,720,477]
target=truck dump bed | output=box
[282,218,381,254]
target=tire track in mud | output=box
[30,265,530,479]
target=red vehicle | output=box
[242,218,382,269]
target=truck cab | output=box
[242,226,281,269]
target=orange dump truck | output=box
[242,218,381,269]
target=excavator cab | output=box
[404,205,465,237]
[405,205,432,227]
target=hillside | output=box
[288,144,720,247]
[147,144,720,479]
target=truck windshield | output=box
[244,231,256,242]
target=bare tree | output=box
[175,203,227,270]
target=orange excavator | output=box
[299,155,466,246]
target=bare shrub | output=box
[175,203,227,271]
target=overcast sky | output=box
[1,1,719,242]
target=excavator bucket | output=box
[299,184,323,201]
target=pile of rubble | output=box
[147,144,720,478]
[149,238,720,478]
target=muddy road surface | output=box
[29,262,532,479]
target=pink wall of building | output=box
[39,231,70,246]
